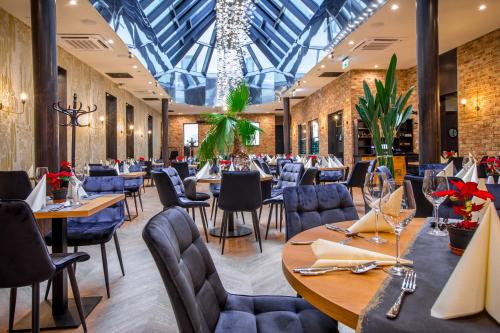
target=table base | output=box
[210,226,253,238]
[12,296,101,332]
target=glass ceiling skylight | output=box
[91,0,385,107]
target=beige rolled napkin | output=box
[311,238,413,267]
[304,158,312,169]
[438,162,454,177]
[333,156,344,167]
[114,163,121,175]
[250,161,268,177]
[348,186,403,233]
[431,203,500,323]
[440,156,448,163]
[25,175,47,212]
[195,162,211,180]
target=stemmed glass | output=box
[462,156,471,171]
[363,172,388,244]
[422,169,449,236]
[35,167,49,184]
[380,180,416,276]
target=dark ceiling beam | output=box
[302,0,319,12]
[246,45,263,71]
[146,1,175,28]
[201,29,216,75]
[284,2,309,26]
[185,44,204,72]
[255,3,301,36]
[250,21,289,53]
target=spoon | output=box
[296,261,379,275]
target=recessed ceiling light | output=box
[348,40,355,45]
[132,65,138,69]
[303,80,307,83]
[320,64,325,68]
[391,4,399,11]
[107,39,114,44]
[478,4,487,10]
[374,64,379,68]
[148,81,152,85]
[69,0,78,5]
[159,93,163,96]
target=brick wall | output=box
[457,29,500,155]
[168,113,277,156]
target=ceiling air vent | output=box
[168,110,174,113]
[318,72,343,78]
[353,38,402,52]
[58,34,111,51]
[106,73,133,79]
[143,98,160,101]
[290,96,305,100]
[274,108,284,111]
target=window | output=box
[249,122,260,146]
[183,123,199,146]
[298,124,306,154]
[309,119,319,154]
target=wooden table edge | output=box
[33,194,125,219]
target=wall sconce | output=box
[0,92,28,114]
[126,124,134,136]
[460,98,467,107]
[461,97,480,112]
[148,130,152,135]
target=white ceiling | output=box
[1,0,499,115]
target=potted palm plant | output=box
[355,54,414,175]
[198,83,262,167]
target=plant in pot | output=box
[355,54,414,176]
[433,180,495,255]
[47,170,73,201]
[198,83,262,169]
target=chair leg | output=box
[241,211,245,224]
[44,279,51,301]
[133,193,139,215]
[100,243,110,298]
[191,207,196,222]
[251,210,262,253]
[258,206,263,221]
[74,246,78,273]
[265,203,274,240]
[219,211,226,245]
[199,206,209,243]
[32,283,40,333]
[275,203,278,229]
[213,198,219,227]
[113,233,125,276]
[221,212,228,254]
[67,265,87,332]
[280,204,284,232]
[124,199,132,221]
[9,288,16,332]
[202,206,210,230]
[138,190,143,212]
[210,197,216,220]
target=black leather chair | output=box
[1,200,89,333]
[218,171,262,254]
[209,183,221,223]
[142,206,339,333]
[299,167,318,185]
[0,171,32,199]
[340,160,371,196]
[264,163,304,239]
[152,169,210,242]
[283,184,359,241]
[172,162,190,180]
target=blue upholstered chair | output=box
[209,183,221,224]
[152,169,210,242]
[263,162,304,239]
[318,170,344,183]
[486,184,500,216]
[299,167,318,185]
[45,176,126,298]
[276,158,293,176]
[125,163,144,213]
[283,184,359,241]
[376,165,393,180]
[418,163,446,177]
[142,207,339,333]
[340,160,372,197]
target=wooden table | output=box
[198,174,274,237]
[282,218,426,330]
[119,171,146,179]
[16,194,126,331]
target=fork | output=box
[386,270,416,319]
[325,224,372,243]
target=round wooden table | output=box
[198,174,274,237]
[281,219,426,329]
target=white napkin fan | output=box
[25,175,46,212]
[195,162,211,180]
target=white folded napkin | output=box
[229,163,235,171]
[487,176,495,184]
[27,165,34,178]
[348,186,403,233]
[304,158,312,169]
[431,203,500,323]
[333,156,344,167]
[269,156,276,165]
[114,163,121,175]
[123,164,130,174]
[195,162,211,180]
[25,175,46,212]
[438,162,454,177]
[311,238,413,267]
[67,176,88,199]
[250,161,268,177]
[461,164,478,183]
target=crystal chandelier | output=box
[215,0,253,107]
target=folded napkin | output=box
[250,161,268,177]
[440,156,448,163]
[304,158,312,169]
[195,162,211,180]
[461,164,478,183]
[67,175,88,200]
[229,163,235,171]
[123,163,130,174]
[348,186,403,233]
[269,156,276,165]
[25,175,47,212]
[114,163,121,175]
[431,203,500,323]
[438,162,454,177]
[333,156,344,167]
[486,176,495,184]
[311,238,413,267]
[27,165,34,178]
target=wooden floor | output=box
[0,184,365,333]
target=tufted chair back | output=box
[0,171,32,200]
[376,165,393,180]
[367,159,377,173]
[163,167,186,197]
[299,167,318,185]
[0,200,56,288]
[152,170,182,209]
[89,168,118,177]
[71,176,125,224]
[276,158,293,176]
[172,162,190,180]
[219,171,262,212]
[129,164,142,172]
[283,184,359,240]
[260,161,272,175]
[346,161,371,188]
[143,207,227,333]
[486,184,500,216]
[277,162,304,189]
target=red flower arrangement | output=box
[60,161,72,171]
[114,159,121,165]
[286,153,293,159]
[219,160,231,165]
[433,180,495,229]
[481,157,500,176]
[47,171,72,190]
[442,150,456,159]
[176,155,184,162]
[138,157,145,161]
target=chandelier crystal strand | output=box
[215,0,254,107]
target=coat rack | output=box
[53,93,97,167]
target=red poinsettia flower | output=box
[114,159,121,164]
[286,153,293,159]
[138,157,145,161]
[60,161,72,169]
[176,155,184,162]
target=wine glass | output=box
[380,180,416,277]
[363,172,388,244]
[35,167,49,183]
[462,156,471,171]
[422,170,449,236]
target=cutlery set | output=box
[293,261,379,275]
